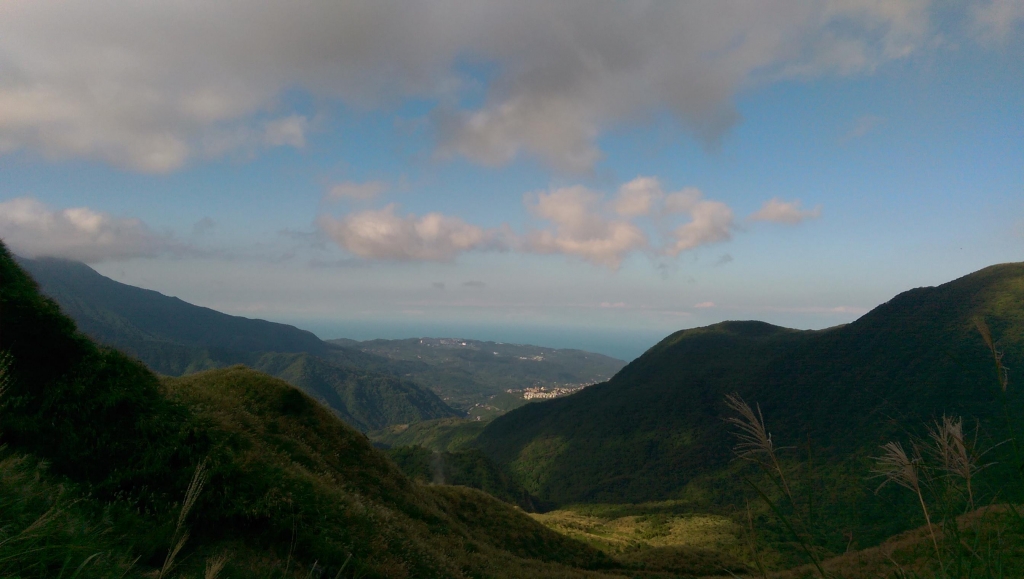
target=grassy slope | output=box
[476,264,1024,545]
[370,417,490,452]
[0,243,632,578]
[249,352,460,431]
[17,255,461,431]
[386,445,543,511]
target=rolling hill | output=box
[17,256,624,426]
[0,242,631,578]
[475,262,1024,546]
[16,255,461,431]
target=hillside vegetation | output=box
[331,337,625,411]
[0,242,648,578]
[370,417,490,452]
[17,256,461,431]
[476,263,1024,549]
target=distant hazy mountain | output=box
[18,256,625,428]
[17,256,460,431]
[328,337,625,412]
[475,263,1024,545]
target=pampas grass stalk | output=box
[724,394,793,500]
[928,415,980,510]
[204,554,229,579]
[874,441,943,569]
[724,394,827,577]
[159,458,208,579]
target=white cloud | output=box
[314,178,811,268]
[0,1,940,172]
[0,197,176,262]
[524,185,647,268]
[325,181,389,202]
[694,301,716,308]
[524,180,742,265]
[972,0,1024,43]
[613,177,663,217]
[663,187,705,214]
[317,204,495,261]
[749,198,822,224]
[667,199,735,255]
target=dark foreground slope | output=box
[477,264,1024,515]
[0,243,629,578]
[17,256,460,431]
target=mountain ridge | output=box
[16,255,462,431]
[474,261,1024,546]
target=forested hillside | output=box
[0,242,632,578]
[17,256,461,430]
[477,263,1024,548]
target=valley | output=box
[4,246,1024,577]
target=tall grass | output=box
[159,458,208,579]
[728,320,1023,578]
[724,393,828,578]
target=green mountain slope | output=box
[18,256,329,365]
[0,243,632,578]
[328,337,625,412]
[249,352,459,431]
[16,256,460,431]
[386,445,543,511]
[370,417,490,452]
[476,264,1024,533]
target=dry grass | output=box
[531,506,752,576]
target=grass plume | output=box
[159,458,208,579]
[927,416,981,510]
[723,394,793,500]
[874,441,943,570]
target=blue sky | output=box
[1,1,1022,359]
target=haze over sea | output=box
[293,319,667,361]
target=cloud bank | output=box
[0,1,952,172]
[0,197,177,262]
[317,204,498,262]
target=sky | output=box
[1,1,1022,360]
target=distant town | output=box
[507,382,599,400]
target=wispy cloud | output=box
[843,114,885,141]
[749,198,821,225]
[191,217,217,237]
[325,181,389,202]
[972,0,1024,43]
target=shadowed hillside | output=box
[16,255,461,431]
[476,263,1024,546]
[0,242,641,578]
